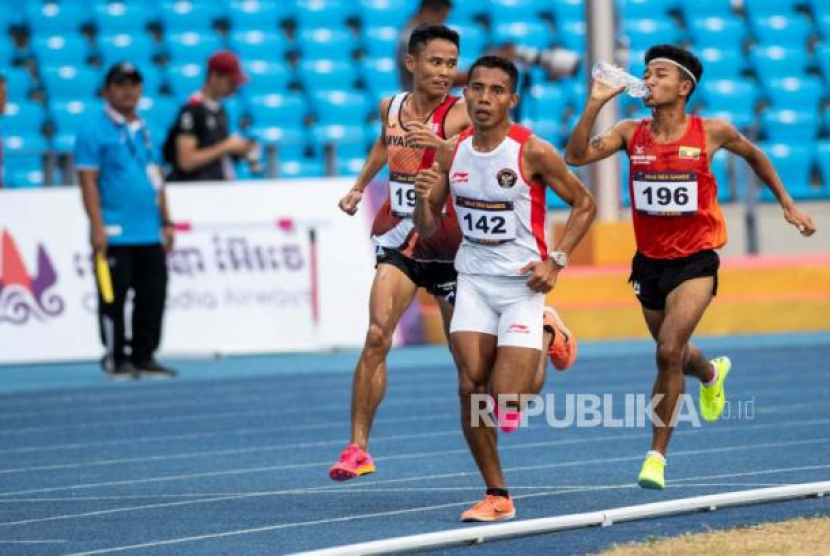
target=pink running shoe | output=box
[329,443,376,481]
[491,396,522,434]
[544,306,578,371]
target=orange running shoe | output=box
[329,443,376,481]
[461,494,516,522]
[544,306,577,371]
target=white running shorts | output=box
[450,273,544,350]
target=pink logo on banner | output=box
[0,229,65,325]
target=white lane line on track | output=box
[2,438,827,529]
[60,463,830,556]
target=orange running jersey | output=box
[370,93,462,262]
[626,115,727,260]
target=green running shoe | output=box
[700,356,732,423]
[638,454,666,490]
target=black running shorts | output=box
[628,250,720,311]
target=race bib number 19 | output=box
[456,196,516,244]
[633,172,698,216]
[390,180,417,217]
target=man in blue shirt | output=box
[75,62,176,380]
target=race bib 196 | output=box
[632,171,698,216]
[456,196,516,244]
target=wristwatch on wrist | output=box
[549,250,568,269]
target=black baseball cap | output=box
[104,62,143,86]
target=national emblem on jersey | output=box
[496,169,518,189]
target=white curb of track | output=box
[291,481,830,555]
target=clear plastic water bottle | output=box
[591,62,650,98]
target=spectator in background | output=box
[0,73,6,188]
[75,62,177,380]
[396,0,580,92]
[163,51,257,182]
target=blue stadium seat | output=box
[2,132,49,156]
[750,14,812,47]
[26,2,89,35]
[359,0,412,28]
[446,2,488,25]
[0,39,16,66]
[487,0,553,23]
[31,34,90,66]
[1,101,45,134]
[622,18,682,50]
[336,156,366,176]
[816,43,830,82]
[817,140,830,188]
[493,21,552,51]
[95,1,159,34]
[700,107,754,132]
[521,117,563,150]
[4,155,45,189]
[819,12,830,40]
[528,83,568,121]
[696,47,743,80]
[699,78,760,113]
[136,67,164,98]
[363,25,399,59]
[229,31,289,61]
[166,32,222,64]
[249,125,306,159]
[167,63,205,98]
[98,33,157,67]
[279,157,326,178]
[298,59,358,91]
[41,66,101,100]
[0,6,23,32]
[52,99,104,152]
[161,0,225,33]
[749,45,810,81]
[623,0,673,19]
[295,0,356,30]
[297,28,357,61]
[552,0,583,23]
[757,142,816,201]
[766,76,824,110]
[228,0,293,31]
[761,108,819,142]
[248,93,306,128]
[558,19,586,51]
[2,68,34,101]
[687,16,746,51]
[312,124,368,152]
[447,23,486,59]
[710,150,736,203]
[138,96,179,133]
[679,0,734,21]
[361,57,398,100]
[242,60,293,94]
[311,90,371,125]
[744,0,799,16]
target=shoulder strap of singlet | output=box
[507,123,533,144]
[386,93,408,128]
[628,118,650,153]
[419,95,459,169]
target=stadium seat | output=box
[336,155,366,176]
[447,23,486,59]
[249,124,306,158]
[228,0,293,31]
[817,140,830,188]
[687,16,746,51]
[136,67,165,98]
[167,63,205,98]
[622,18,682,50]
[446,2,488,25]
[359,0,412,28]
[551,0,583,23]
[51,99,104,152]
[0,39,15,67]
[295,0,356,30]
[757,142,815,201]
[622,0,673,19]
[242,60,293,94]
[700,107,754,132]
[521,117,562,149]
[696,47,743,80]
[311,90,371,125]
[765,76,824,110]
[749,45,810,81]
[822,106,830,136]
[679,0,734,21]
[298,59,358,91]
[1,100,45,135]
[761,108,819,142]
[229,31,289,62]
[2,68,34,101]
[0,7,23,32]
[4,155,45,189]
[710,150,736,203]
[744,0,800,17]
[279,157,326,178]
[166,32,223,64]
[750,14,812,47]
[95,1,160,34]
[297,28,357,61]
[558,18,586,51]
[816,43,830,82]
[2,132,49,156]
[363,25,399,59]
[161,0,225,33]
[312,124,368,152]
[98,33,157,67]
[361,57,398,100]
[487,0,553,23]
[138,96,180,133]
[31,35,90,66]
[528,83,568,122]
[493,21,552,51]
[819,12,830,41]
[698,78,760,113]
[41,66,101,100]
[26,2,89,35]
[248,93,307,129]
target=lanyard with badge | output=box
[110,111,164,192]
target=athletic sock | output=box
[646,450,666,464]
[703,363,718,387]
[486,487,510,499]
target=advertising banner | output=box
[0,179,375,364]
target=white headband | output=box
[648,57,698,85]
